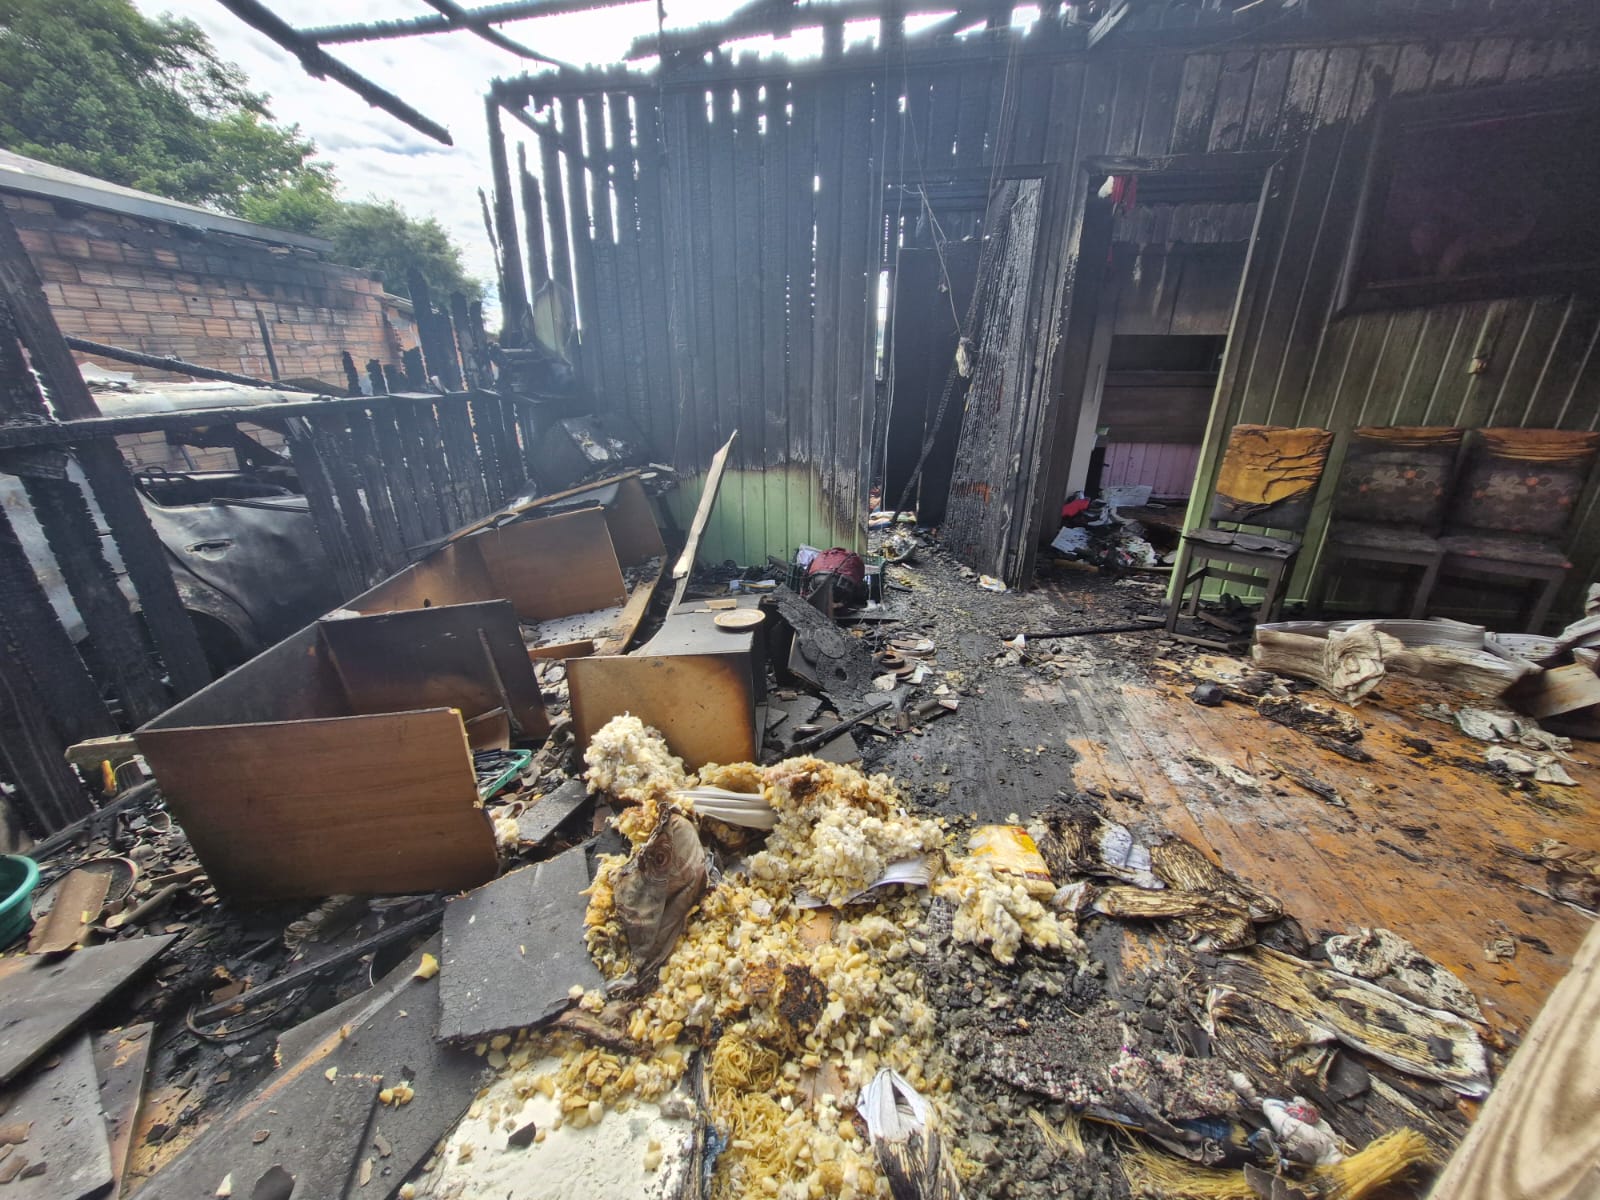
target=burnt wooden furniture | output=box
[1435,428,1600,634]
[1308,426,1464,620]
[1165,424,1335,645]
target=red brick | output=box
[53,234,90,258]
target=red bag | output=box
[807,547,865,584]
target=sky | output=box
[131,0,811,321]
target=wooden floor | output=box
[1055,652,1597,1034]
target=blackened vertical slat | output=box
[366,359,390,395]
[955,61,990,169]
[486,98,531,346]
[759,81,792,557]
[468,393,507,507]
[0,501,115,746]
[1208,50,1258,152]
[1009,62,1052,164]
[345,408,406,572]
[926,71,961,173]
[435,394,489,520]
[536,100,574,292]
[341,350,363,395]
[307,411,382,584]
[408,270,461,392]
[656,89,700,467]
[810,79,846,528]
[451,293,491,392]
[285,417,367,597]
[734,78,766,556]
[0,649,91,831]
[834,77,876,546]
[401,347,428,390]
[583,93,628,411]
[518,143,550,289]
[1168,52,1223,154]
[1136,52,1187,156]
[682,85,722,467]
[368,402,427,555]
[393,396,451,537]
[608,92,652,436]
[0,209,209,697]
[632,93,675,453]
[560,95,604,401]
[0,298,165,723]
[708,85,743,474]
[786,80,819,551]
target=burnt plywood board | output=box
[137,708,498,900]
[0,935,173,1088]
[319,599,550,737]
[516,779,591,847]
[569,652,757,770]
[134,1068,379,1200]
[480,507,628,622]
[270,934,489,1200]
[438,848,602,1042]
[0,1033,112,1198]
[93,1023,154,1197]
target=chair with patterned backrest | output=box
[1435,428,1600,633]
[1165,424,1335,643]
[1308,426,1465,620]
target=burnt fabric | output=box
[1449,428,1600,538]
[1209,425,1335,531]
[1332,426,1464,529]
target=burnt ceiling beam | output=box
[300,0,641,45]
[419,0,573,66]
[213,0,454,144]
[624,0,976,60]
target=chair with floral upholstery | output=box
[1435,428,1600,633]
[1308,426,1464,619]
[1166,424,1335,644]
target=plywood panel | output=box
[137,708,498,899]
[345,537,495,617]
[568,652,757,769]
[142,625,347,731]
[319,600,549,738]
[480,506,627,620]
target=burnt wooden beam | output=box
[340,351,363,397]
[487,100,532,347]
[0,650,94,832]
[213,0,454,144]
[0,209,211,699]
[63,336,319,391]
[516,146,551,289]
[283,417,367,598]
[419,0,571,65]
[303,0,638,44]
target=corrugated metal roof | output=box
[0,149,333,253]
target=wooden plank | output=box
[367,406,428,554]
[344,409,406,572]
[1240,48,1291,149]
[319,599,550,737]
[759,80,792,563]
[466,392,507,507]
[392,397,452,539]
[486,99,531,344]
[681,86,722,468]
[1428,921,1600,1200]
[560,95,604,400]
[482,505,628,620]
[708,84,743,477]
[0,936,173,1088]
[955,62,991,169]
[786,80,819,553]
[734,79,766,557]
[306,411,382,586]
[633,94,676,453]
[608,92,653,434]
[93,1024,154,1199]
[0,1033,113,1199]
[438,849,603,1041]
[536,102,575,292]
[1137,51,1189,157]
[582,93,628,412]
[136,708,498,900]
[672,431,738,607]
[810,79,846,526]
[435,394,488,521]
[517,143,550,289]
[568,650,758,770]
[1207,50,1256,152]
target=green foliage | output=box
[0,0,327,210]
[319,201,483,302]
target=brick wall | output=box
[2,191,422,473]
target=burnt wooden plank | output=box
[786,80,819,551]
[486,99,531,345]
[1137,52,1190,157]
[365,359,390,395]
[657,88,701,466]
[683,85,722,467]
[0,651,92,831]
[1207,50,1257,152]
[1106,54,1153,158]
[926,70,961,173]
[0,1033,114,1199]
[759,80,792,559]
[809,77,847,528]
[608,91,652,436]
[0,209,209,697]
[560,95,604,402]
[517,143,550,289]
[536,100,575,292]
[1521,297,1600,429]
[1240,48,1291,150]
[734,79,766,542]
[285,418,366,597]
[834,76,877,547]
[467,393,507,506]
[436,395,489,520]
[582,93,628,411]
[368,405,428,555]
[632,93,675,453]
[1173,53,1225,154]
[345,409,406,571]
[708,85,743,475]
[408,270,462,392]
[391,395,451,538]
[955,62,991,169]
[340,350,362,396]
[306,412,382,586]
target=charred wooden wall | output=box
[493,10,1600,598]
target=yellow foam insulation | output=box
[1122,1128,1433,1200]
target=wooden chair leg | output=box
[1410,555,1442,621]
[1258,560,1286,625]
[1527,570,1565,634]
[1166,539,1196,633]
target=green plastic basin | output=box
[0,854,40,949]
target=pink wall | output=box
[1102,443,1201,500]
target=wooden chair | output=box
[1165,424,1335,644]
[1308,426,1464,620]
[1434,428,1600,633]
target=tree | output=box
[0,0,329,211]
[0,0,483,302]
